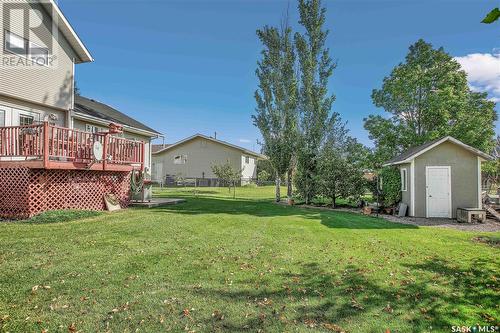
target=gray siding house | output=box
[0,0,160,170]
[0,0,92,127]
[152,134,266,185]
[384,136,492,218]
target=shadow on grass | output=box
[3,210,103,224]
[152,196,417,230]
[193,257,498,332]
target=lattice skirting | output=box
[0,168,131,219]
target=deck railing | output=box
[0,123,144,170]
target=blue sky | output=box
[60,0,500,150]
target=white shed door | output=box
[426,166,451,218]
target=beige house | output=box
[0,0,159,170]
[152,134,266,185]
[384,136,493,218]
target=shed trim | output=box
[410,159,415,216]
[477,156,482,208]
[383,136,493,167]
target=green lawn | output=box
[0,186,498,332]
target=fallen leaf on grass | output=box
[303,318,317,328]
[350,298,364,310]
[322,322,345,332]
[31,285,51,293]
[211,310,224,320]
[68,322,77,332]
[383,303,394,313]
[256,298,273,307]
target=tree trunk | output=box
[275,173,281,202]
[331,194,336,208]
[287,168,293,199]
[304,183,308,205]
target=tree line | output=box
[253,0,497,207]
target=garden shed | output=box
[383,136,492,218]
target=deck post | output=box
[103,134,109,171]
[141,141,145,171]
[43,122,49,168]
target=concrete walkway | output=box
[130,198,185,208]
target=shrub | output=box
[378,166,401,206]
[257,170,271,182]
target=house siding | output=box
[241,155,257,184]
[0,0,77,111]
[0,94,66,127]
[398,163,412,215]
[152,137,246,182]
[414,141,480,218]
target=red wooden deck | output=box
[0,123,144,171]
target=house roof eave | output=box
[41,0,94,63]
[153,134,267,160]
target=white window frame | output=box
[174,155,187,164]
[4,30,27,56]
[0,109,5,127]
[245,156,250,164]
[19,114,34,126]
[4,30,49,66]
[85,124,102,133]
[400,168,408,192]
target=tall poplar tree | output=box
[253,20,298,202]
[294,0,337,204]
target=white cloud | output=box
[239,138,251,143]
[455,52,500,101]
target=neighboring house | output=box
[152,134,266,185]
[73,95,161,171]
[383,136,492,218]
[0,0,160,218]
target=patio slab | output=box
[130,198,185,208]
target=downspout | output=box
[68,58,76,128]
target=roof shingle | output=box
[74,95,161,136]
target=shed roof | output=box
[383,136,493,166]
[153,134,267,160]
[74,95,161,137]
